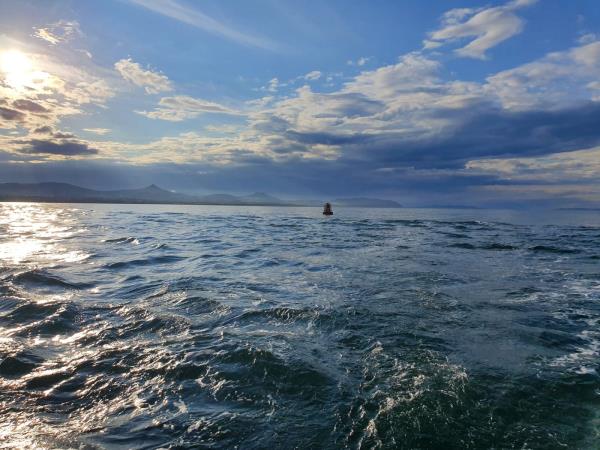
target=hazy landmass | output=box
[0,182,403,208]
[333,197,403,208]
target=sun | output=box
[0,50,35,90]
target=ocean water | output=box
[0,202,599,449]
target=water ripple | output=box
[0,203,599,448]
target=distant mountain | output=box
[334,197,402,208]
[241,192,286,205]
[0,182,197,204]
[0,182,403,208]
[0,182,97,199]
[0,182,288,206]
[102,184,196,203]
[195,194,244,205]
[419,204,483,209]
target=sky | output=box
[0,0,600,207]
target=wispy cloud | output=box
[136,95,241,121]
[127,0,280,51]
[33,20,82,45]
[347,57,370,66]
[115,58,173,94]
[263,78,280,92]
[83,128,111,135]
[304,70,321,81]
[425,0,537,59]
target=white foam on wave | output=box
[549,279,600,374]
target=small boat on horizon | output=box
[323,202,333,215]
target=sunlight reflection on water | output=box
[0,203,89,264]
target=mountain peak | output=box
[144,184,164,191]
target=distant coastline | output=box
[0,182,403,208]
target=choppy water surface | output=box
[1,203,599,449]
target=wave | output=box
[481,243,518,250]
[528,245,581,254]
[223,306,329,326]
[105,255,185,269]
[103,236,140,245]
[0,351,43,377]
[448,243,477,249]
[383,219,427,227]
[1,204,599,449]
[12,270,90,290]
[448,242,517,251]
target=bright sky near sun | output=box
[0,0,600,206]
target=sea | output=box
[0,202,599,449]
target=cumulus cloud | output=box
[0,98,50,129]
[114,58,173,94]
[33,20,82,45]
[136,95,240,121]
[0,44,116,134]
[426,0,537,59]
[197,42,600,171]
[5,37,600,200]
[486,41,600,110]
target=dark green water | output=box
[0,203,599,449]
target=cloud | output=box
[0,44,116,134]
[136,95,241,121]
[0,106,26,123]
[204,124,241,134]
[578,33,598,45]
[83,128,111,135]
[422,40,443,50]
[18,139,98,156]
[4,38,598,203]
[12,99,48,113]
[304,70,321,81]
[33,125,54,134]
[114,58,173,94]
[194,42,600,172]
[347,57,370,66]
[571,41,600,66]
[33,20,82,45]
[4,10,600,206]
[486,41,600,109]
[127,0,279,51]
[426,0,537,59]
[52,131,76,139]
[465,145,600,204]
[467,145,600,182]
[265,78,280,92]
